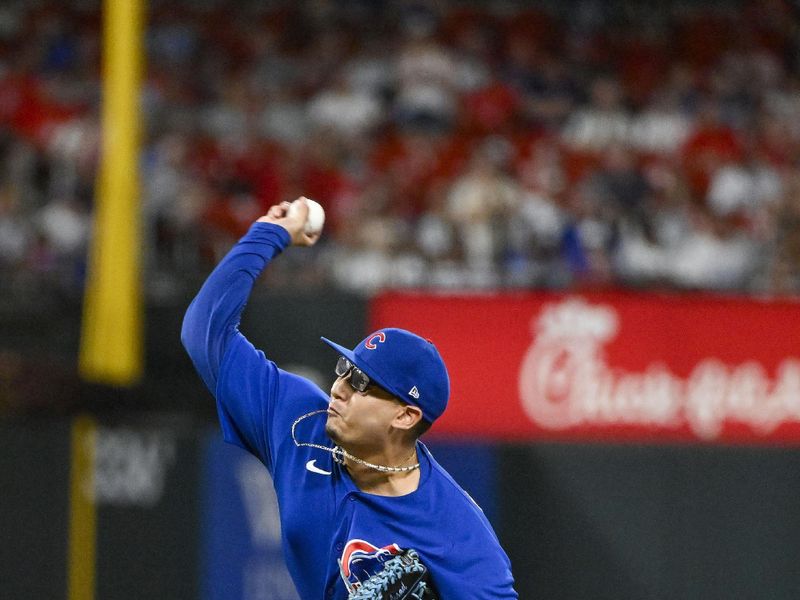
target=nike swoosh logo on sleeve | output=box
[305,459,332,476]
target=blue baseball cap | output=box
[321,328,450,423]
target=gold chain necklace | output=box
[291,410,420,474]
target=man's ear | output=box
[393,404,423,432]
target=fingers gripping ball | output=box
[288,197,326,235]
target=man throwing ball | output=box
[182,198,517,599]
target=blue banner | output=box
[200,435,297,600]
[425,441,498,526]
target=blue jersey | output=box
[182,223,518,599]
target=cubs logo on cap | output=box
[321,328,450,423]
[364,332,386,350]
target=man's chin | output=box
[324,420,341,444]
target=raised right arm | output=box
[181,199,326,468]
[180,222,291,393]
[181,197,319,390]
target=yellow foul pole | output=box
[66,416,97,600]
[80,0,144,385]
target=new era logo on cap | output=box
[408,386,420,399]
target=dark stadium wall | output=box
[4,417,800,597]
[498,444,800,600]
[93,423,201,600]
[0,421,71,598]
[4,292,800,598]
[0,290,366,415]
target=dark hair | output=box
[410,417,432,440]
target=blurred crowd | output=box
[1,0,799,299]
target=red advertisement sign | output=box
[370,292,800,444]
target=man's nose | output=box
[330,375,350,402]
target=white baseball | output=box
[289,197,325,235]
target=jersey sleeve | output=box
[425,463,519,598]
[430,524,518,599]
[426,509,518,599]
[181,222,328,472]
[214,333,327,472]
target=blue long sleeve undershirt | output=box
[181,222,291,394]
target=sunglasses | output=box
[335,356,374,393]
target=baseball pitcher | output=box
[182,198,518,599]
